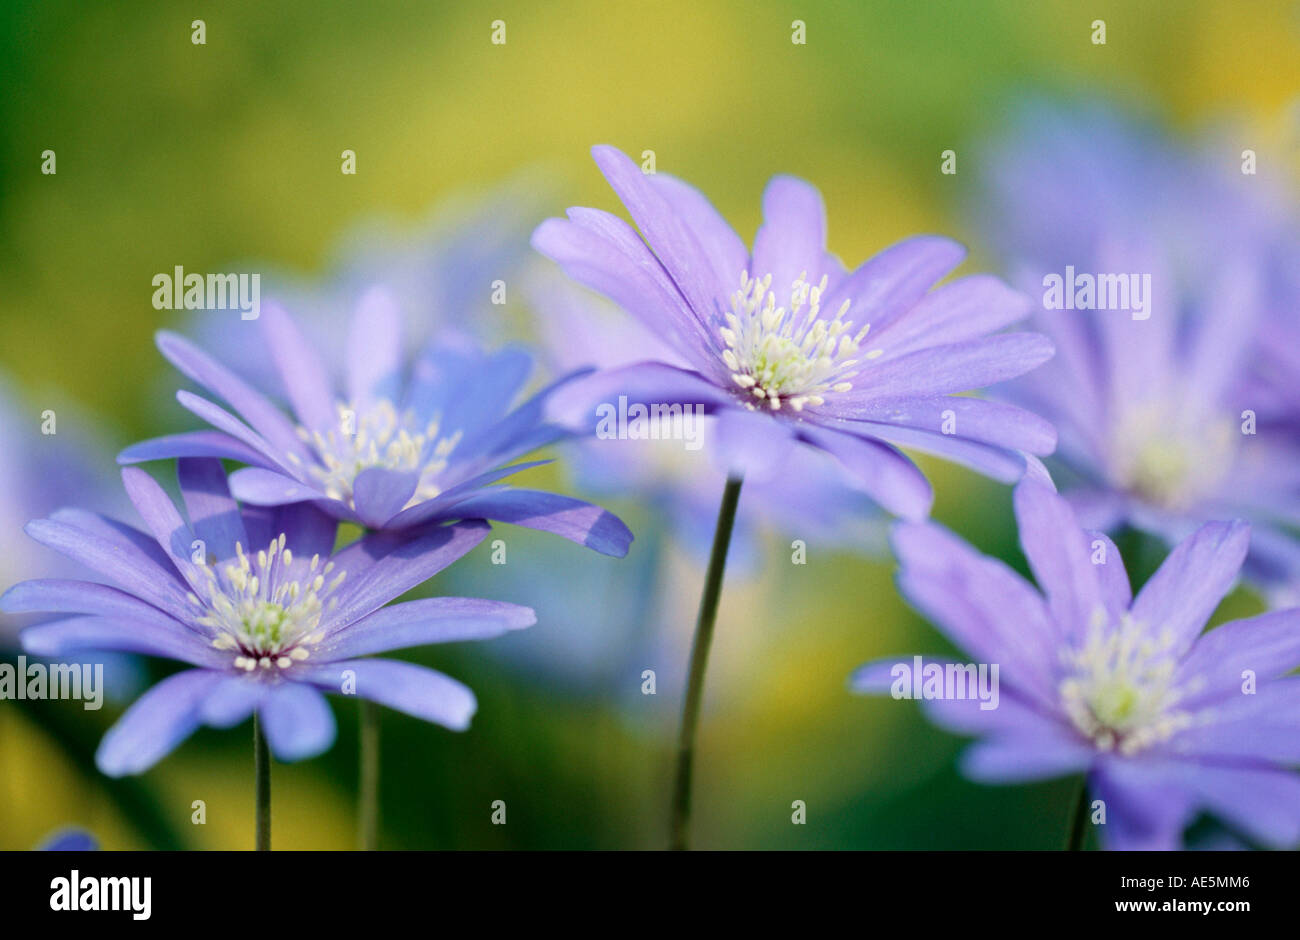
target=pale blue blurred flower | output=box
[973,98,1300,598]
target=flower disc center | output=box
[293,399,462,508]
[719,270,879,412]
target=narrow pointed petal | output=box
[95,670,224,777]
[298,659,476,731]
[796,424,933,520]
[319,597,535,658]
[228,466,330,507]
[178,458,249,563]
[259,301,337,432]
[345,287,404,409]
[442,488,633,557]
[118,430,268,466]
[156,330,310,461]
[1130,519,1250,655]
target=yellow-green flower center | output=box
[1059,609,1197,755]
[1111,406,1235,510]
[192,534,346,672]
[719,270,881,412]
[289,399,461,509]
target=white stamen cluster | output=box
[719,269,881,412]
[193,534,346,672]
[1111,406,1235,511]
[1059,608,1198,755]
[291,399,461,508]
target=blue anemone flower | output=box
[531,145,1058,519]
[973,98,1300,597]
[853,471,1300,849]
[118,293,631,556]
[0,459,536,776]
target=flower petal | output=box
[959,732,1094,784]
[323,519,491,631]
[531,211,718,371]
[228,466,330,507]
[1012,477,1105,641]
[23,517,191,622]
[814,396,1057,457]
[259,301,337,432]
[1091,758,1197,850]
[2,578,173,621]
[649,172,748,295]
[872,274,1031,355]
[175,390,292,473]
[795,423,933,520]
[199,676,268,728]
[21,615,220,667]
[590,144,724,324]
[156,330,309,461]
[1176,609,1300,708]
[750,175,832,294]
[121,467,206,597]
[345,287,404,409]
[178,458,248,563]
[298,659,477,731]
[269,502,340,562]
[438,488,632,557]
[259,682,337,762]
[889,522,1061,705]
[1130,519,1251,656]
[352,467,419,529]
[319,597,536,659]
[118,430,269,466]
[821,235,967,335]
[846,332,1056,403]
[544,360,732,429]
[710,407,796,482]
[95,670,224,777]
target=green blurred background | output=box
[1,0,1296,849]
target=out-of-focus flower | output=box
[186,178,548,394]
[853,473,1300,850]
[0,374,142,698]
[118,298,631,556]
[531,145,1057,519]
[0,376,115,640]
[0,460,536,775]
[37,828,98,851]
[446,520,671,698]
[974,98,1300,596]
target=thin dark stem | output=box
[670,475,743,851]
[254,714,271,851]
[358,699,380,851]
[1065,780,1089,851]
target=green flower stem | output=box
[670,475,743,851]
[1065,780,1089,851]
[359,699,380,850]
[254,713,271,851]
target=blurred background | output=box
[1,0,1298,849]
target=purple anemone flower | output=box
[974,99,1300,595]
[118,295,631,556]
[852,472,1300,849]
[0,459,536,775]
[186,176,549,394]
[530,145,1057,519]
[527,271,889,565]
